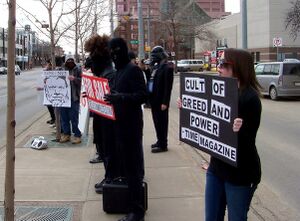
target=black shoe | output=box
[46,119,55,124]
[151,142,159,148]
[118,213,144,221]
[151,147,168,153]
[89,156,103,164]
[95,178,106,188]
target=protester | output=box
[59,55,82,144]
[128,51,138,65]
[84,34,120,193]
[148,46,174,153]
[105,37,147,221]
[205,48,262,221]
[140,59,151,108]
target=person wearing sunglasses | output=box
[205,48,262,221]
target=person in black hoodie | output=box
[148,46,174,153]
[205,48,262,221]
[84,35,119,194]
[105,38,147,221]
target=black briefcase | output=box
[102,178,148,214]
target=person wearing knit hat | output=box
[59,54,82,144]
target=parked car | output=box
[15,65,21,75]
[255,61,300,100]
[0,66,7,75]
[177,59,204,72]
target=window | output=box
[271,64,280,76]
[255,65,264,75]
[263,64,272,75]
[255,52,260,62]
[283,63,300,75]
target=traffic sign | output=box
[273,37,282,47]
[130,40,139,44]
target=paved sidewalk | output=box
[0,106,299,220]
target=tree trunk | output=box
[4,0,16,220]
[75,0,79,62]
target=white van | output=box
[177,59,204,72]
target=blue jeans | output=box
[205,170,257,221]
[60,100,81,137]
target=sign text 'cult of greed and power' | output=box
[180,73,238,166]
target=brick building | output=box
[114,0,228,58]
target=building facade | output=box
[114,0,229,58]
[195,0,300,62]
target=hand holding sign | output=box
[104,91,124,104]
[233,118,243,132]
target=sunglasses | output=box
[218,59,234,69]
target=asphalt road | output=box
[0,68,45,145]
[170,74,300,214]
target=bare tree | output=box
[17,0,83,66]
[5,0,16,220]
[68,0,108,62]
[285,0,300,40]
[159,0,211,68]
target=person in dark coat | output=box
[105,37,147,221]
[148,46,174,153]
[84,35,119,193]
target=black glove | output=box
[104,91,124,104]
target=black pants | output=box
[151,105,169,148]
[119,137,145,217]
[47,105,55,121]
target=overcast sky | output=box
[0,0,240,53]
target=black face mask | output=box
[109,38,130,70]
[65,61,76,70]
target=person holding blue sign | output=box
[205,48,262,221]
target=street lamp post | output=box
[137,0,145,59]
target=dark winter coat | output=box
[209,86,262,185]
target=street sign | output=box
[130,40,139,44]
[273,37,282,47]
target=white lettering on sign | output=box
[210,99,231,122]
[182,94,208,114]
[190,112,219,137]
[212,79,225,97]
[181,127,236,162]
[185,77,206,93]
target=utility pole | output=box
[5,0,16,220]
[241,0,247,49]
[110,0,114,37]
[2,28,5,66]
[147,4,151,58]
[137,0,145,59]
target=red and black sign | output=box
[82,74,115,120]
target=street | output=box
[170,74,300,215]
[0,68,45,147]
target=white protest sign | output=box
[43,70,71,107]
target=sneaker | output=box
[72,136,81,144]
[59,135,70,143]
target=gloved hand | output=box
[104,91,124,104]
